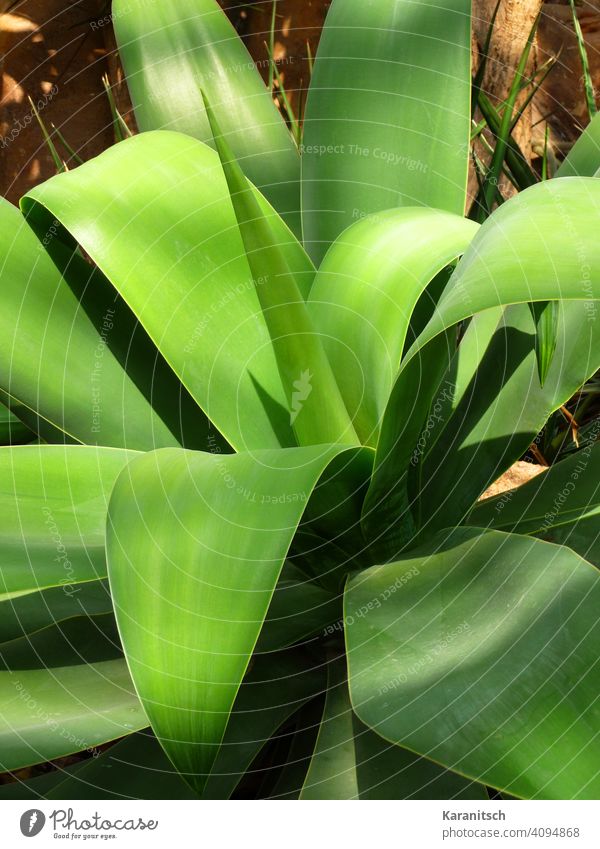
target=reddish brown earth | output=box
[0,0,117,204]
[480,461,547,500]
[241,0,330,115]
[538,1,600,149]
[3,1,600,205]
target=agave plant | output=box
[1,0,600,801]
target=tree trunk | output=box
[473,0,545,161]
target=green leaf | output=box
[255,562,341,652]
[0,613,121,670]
[308,208,477,444]
[0,446,137,598]
[470,443,600,531]
[0,402,32,446]
[0,761,87,800]
[411,301,600,534]
[530,300,559,386]
[538,518,600,569]
[47,732,198,800]
[476,93,537,193]
[346,527,600,799]
[23,131,313,451]
[556,112,600,177]
[0,580,112,645]
[202,95,357,447]
[0,198,180,449]
[368,179,600,539]
[302,0,471,263]
[106,444,371,794]
[267,698,325,799]
[567,0,597,121]
[361,331,456,557]
[0,659,146,772]
[300,658,486,799]
[410,179,600,350]
[203,648,326,799]
[0,731,198,800]
[478,13,540,218]
[113,0,300,234]
[290,447,375,589]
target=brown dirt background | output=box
[3,1,600,205]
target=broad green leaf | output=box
[470,443,600,534]
[362,308,502,551]
[255,562,340,652]
[0,580,112,644]
[412,301,600,534]
[0,732,197,801]
[0,446,137,598]
[302,0,471,263]
[0,197,180,450]
[368,179,600,540]
[23,131,313,451]
[289,529,368,596]
[308,208,478,444]
[0,763,86,800]
[476,91,538,193]
[0,659,146,772]
[530,300,559,386]
[556,111,600,176]
[47,732,198,800]
[203,96,356,447]
[0,614,121,670]
[539,518,600,569]
[106,444,371,794]
[433,306,506,416]
[290,447,375,589]
[410,179,600,351]
[203,649,325,799]
[300,659,486,800]
[346,527,600,799]
[267,698,326,799]
[0,402,32,446]
[113,0,300,233]
[361,331,456,557]
[0,391,73,447]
